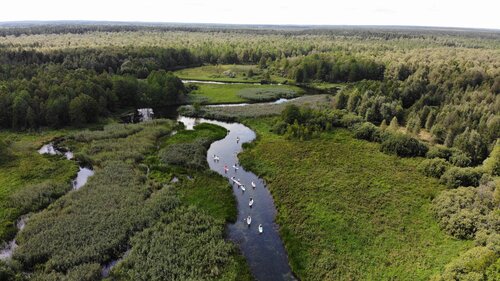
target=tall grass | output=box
[238,118,472,280]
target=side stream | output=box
[0,142,94,260]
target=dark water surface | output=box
[178,116,296,281]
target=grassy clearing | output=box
[0,131,78,243]
[175,64,288,83]
[239,118,472,280]
[188,83,302,104]
[179,94,333,122]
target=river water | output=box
[178,116,296,281]
[0,143,94,260]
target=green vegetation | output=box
[179,95,332,122]
[175,64,287,83]
[237,88,298,102]
[187,83,301,104]
[239,117,472,280]
[4,120,250,280]
[0,132,77,243]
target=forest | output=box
[0,23,498,280]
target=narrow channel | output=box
[0,143,94,260]
[178,116,296,281]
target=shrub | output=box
[426,146,453,160]
[436,247,497,281]
[418,158,450,178]
[483,141,500,176]
[353,122,381,142]
[449,149,473,167]
[340,113,363,128]
[440,167,483,188]
[380,133,428,157]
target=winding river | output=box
[178,116,296,281]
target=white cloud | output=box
[1,0,499,29]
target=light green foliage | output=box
[434,247,498,281]
[110,207,248,281]
[0,132,78,243]
[187,83,301,104]
[13,121,176,273]
[239,118,471,280]
[178,95,330,122]
[237,88,298,102]
[418,158,451,178]
[483,141,500,176]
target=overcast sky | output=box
[1,0,499,29]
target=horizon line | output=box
[0,20,499,32]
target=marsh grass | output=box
[187,83,302,104]
[237,87,298,102]
[0,132,78,243]
[238,118,472,280]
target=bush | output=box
[436,247,497,281]
[340,113,363,128]
[353,122,381,142]
[483,141,500,176]
[418,158,450,178]
[449,149,473,167]
[426,146,453,160]
[380,133,428,157]
[440,167,483,188]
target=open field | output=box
[188,83,303,104]
[175,64,289,83]
[239,118,473,280]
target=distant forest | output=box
[0,24,498,165]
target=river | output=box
[178,116,296,281]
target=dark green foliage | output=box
[439,167,483,188]
[418,158,450,178]
[353,122,380,142]
[287,53,385,83]
[454,128,489,165]
[112,75,138,107]
[237,88,298,102]
[110,207,243,281]
[449,149,473,167]
[426,146,453,161]
[141,70,186,107]
[380,133,428,157]
[69,94,99,126]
